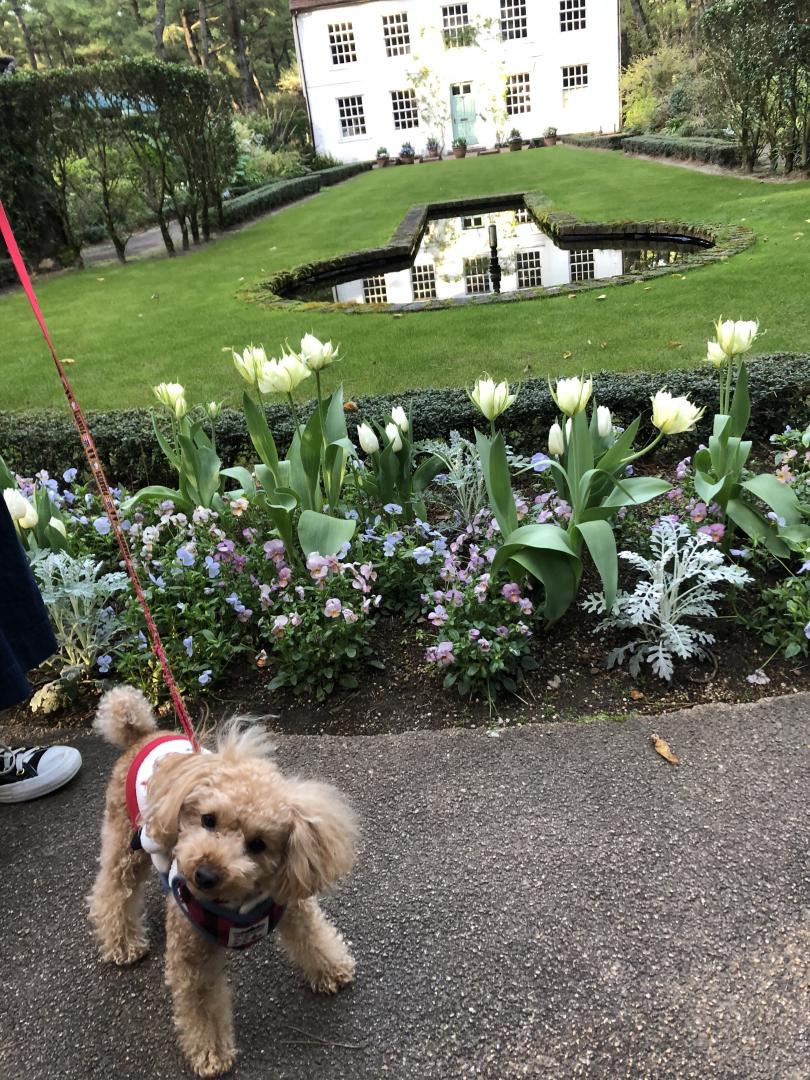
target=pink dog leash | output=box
[0,201,200,751]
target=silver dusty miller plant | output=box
[420,431,532,525]
[583,518,751,681]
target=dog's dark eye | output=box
[201,813,217,830]
[246,837,266,855]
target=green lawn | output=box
[2,147,809,411]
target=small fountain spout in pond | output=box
[488,222,501,294]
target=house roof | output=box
[289,0,377,11]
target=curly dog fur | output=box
[88,686,357,1077]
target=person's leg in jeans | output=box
[0,495,81,802]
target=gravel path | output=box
[1,693,808,1079]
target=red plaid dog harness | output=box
[126,735,285,950]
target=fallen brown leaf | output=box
[629,688,644,700]
[562,350,573,360]
[650,732,680,765]
[343,401,358,411]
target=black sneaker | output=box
[0,744,82,803]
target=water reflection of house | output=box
[290,0,621,161]
[333,209,623,303]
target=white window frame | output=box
[464,256,492,294]
[500,0,528,40]
[560,0,586,32]
[363,275,388,303]
[411,263,437,300]
[516,250,543,288]
[562,64,589,90]
[382,12,411,56]
[462,214,485,230]
[391,89,419,130]
[442,4,473,48]
[337,95,366,139]
[506,73,531,115]
[328,22,357,65]
[569,249,595,281]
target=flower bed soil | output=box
[6,608,808,741]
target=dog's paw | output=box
[189,1047,236,1078]
[102,939,149,966]
[309,954,356,994]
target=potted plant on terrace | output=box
[509,127,523,151]
[452,136,467,159]
[399,141,416,164]
[529,136,543,149]
[425,136,441,160]
[376,146,390,167]
[543,126,558,146]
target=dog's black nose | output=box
[194,864,220,890]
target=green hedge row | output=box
[0,258,16,287]
[560,133,628,151]
[623,134,742,168]
[2,356,808,489]
[221,162,372,228]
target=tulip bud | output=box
[3,488,38,529]
[206,401,222,419]
[357,422,380,455]
[706,340,726,368]
[551,376,592,416]
[49,516,67,537]
[153,382,187,418]
[548,422,565,456]
[391,406,409,432]
[651,390,705,435]
[385,421,403,452]
[469,377,517,422]
[596,405,612,438]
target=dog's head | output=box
[141,721,356,906]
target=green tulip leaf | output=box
[298,509,356,557]
[741,473,802,525]
[576,518,618,610]
[726,498,789,557]
[243,391,280,474]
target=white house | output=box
[289,0,621,161]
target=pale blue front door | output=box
[450,82,476,144]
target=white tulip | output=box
[714,318,759,357]
[298,333,340,371]
[596,405,612,438]
[257,358,294,395]
[706,340,727,368]
[357,422,380,455]
[153,382,187,418]
[391,406,409,433]
[385,421,403,452]
[280,352,311,390]
[232,345,267,386]
[651,390,705,435]
[49,516,67,537]
[548,422,565,456]
[469,377,517,422]
[3,488,38,529]
[552,375,593,416]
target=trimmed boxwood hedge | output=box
[560,133,628,151]
[221,162,372,228]
[2,356,808,489]
[622,135,742,169]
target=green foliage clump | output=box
[622,134,742,168]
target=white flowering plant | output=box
[583,518,751,681]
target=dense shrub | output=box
[559,133,628,150]
[622,134,742,168]
[3,355,807,489]
[221,163,371,227]
[0,258,16,287]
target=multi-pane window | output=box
[382,12,410,56]
[500,0,528,40]
[363,275,388,303]
[506,73,531,115]
[569,249,595,281]
[562,64,589,90]
[514,207,531,224]
[411,264,437,300]
[462,214,485,230]
[442,4,474,47]
[516,250,542,288]
[560,0,586,31]
[391,89,419,129]
[337,96,366,138]
[464,256,492,294]
[328,22,357,64]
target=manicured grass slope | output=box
[1,148,809,410]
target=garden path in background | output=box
[1,692,808,1079]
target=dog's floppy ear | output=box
[278,779,357,901]
[141,752,214,852]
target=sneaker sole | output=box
[0,755,82,803]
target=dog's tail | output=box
[94,686,157,747]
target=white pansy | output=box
[651,390,705,435]
[596,405,612,438]
[385,421,403,452]
[357,422,380,455]
[390,406,409,432]
[3,488,38,529]
[469,377,517,422]
[552,376,593,416]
